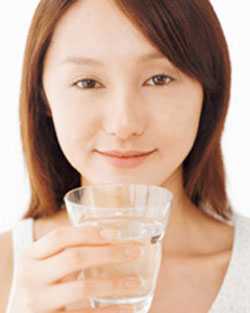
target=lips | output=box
[96,149,156,158]
[95,149,156,168]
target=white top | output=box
[5,210,250,312]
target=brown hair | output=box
[21,0,233,222]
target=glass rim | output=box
[64,182,173,206]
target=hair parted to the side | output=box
[21,0,233,222]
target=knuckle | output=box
[23,290,39,312]
[19,274,32,289]
[21,247,36,265]
[74,280,86,298]
[23,244,41,261]
[51,226,67,244]
[22,245,33,258]
[18,274,37,298]
[16,264,34,287]
[25,298,36,312]
[111,277,120,290]
[21,257,33,272]
[111,245,125,260]
[68,248,84,268]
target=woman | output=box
[1,0,250,312]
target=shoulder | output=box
[234,212,250,228]
[0,230,13,313]
[233,212,250,241]
[218,212,250,309]
[231,212,250,281]
[233,212,250,251]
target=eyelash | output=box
[72,74,175,90]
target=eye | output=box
[73,78,102,90]
[73,73,174,90]
[145,74,174,87]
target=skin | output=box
[41,0,234,310]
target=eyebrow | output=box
[60,51,170,67]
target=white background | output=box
[0,1,249,233]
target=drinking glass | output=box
[64,183,173,313]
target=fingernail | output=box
[99,228,121,241]
[124,245,144,259]
[123,275,141,288]
[118,304,135,313]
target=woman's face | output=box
[42,0,203,187]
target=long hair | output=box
[21,0,232,222]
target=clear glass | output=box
[64,183,173,313]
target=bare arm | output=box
[0,231,13,313]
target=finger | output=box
[43,280,136,312]
[37,280,85,311]
[25,225,110,260]
[80,274,143,298]
[38,242,144,284]
[63,275,141,312]
[57,304,134,313]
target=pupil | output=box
[154,75,165,85]
[86,80,95,88]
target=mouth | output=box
[95,149,157,168]
[96,149,157,157]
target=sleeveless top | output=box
[5,209,250,313]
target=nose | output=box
[103,96,146,140]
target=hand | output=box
[9,224,143,313]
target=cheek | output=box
[44,82,103,167]
[169,113,201,158]
[152,94,202,162]
[152,111,201,176]
[50,106,99,165]
[47,90,99,142]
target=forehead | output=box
[45,0,172,68]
